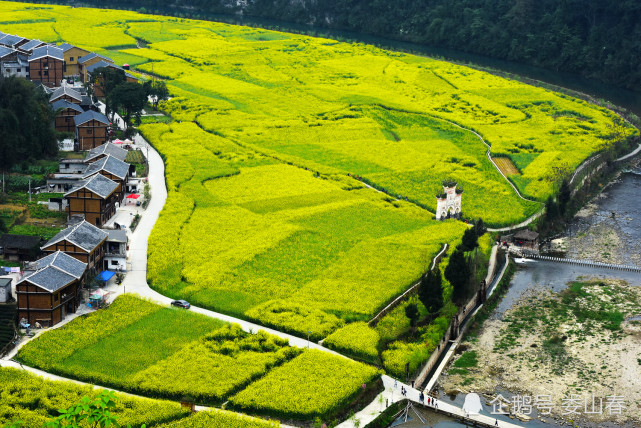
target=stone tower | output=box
[435,180,462,220]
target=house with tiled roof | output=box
[0,234,42,262]
[77,52,113,82]
[50,86,83,105]
[0,45,29,78]
[74,110,110,150]
[52,99,84,133]
[85,142,128,163]
[63,174,119,227]
[82,155,130,203]
[16,251,87,326]
[57,43,89,76]
[41,219,108,270]
[28,45,65,87]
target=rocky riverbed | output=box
[441,279,641,426]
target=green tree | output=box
[143,80,169,108]
[90,67,126,118]
[461,227,479,252]
[419,268,443,314]
[404,302,419,329]
[558,179,571,216]
[545,195,559,221]
[0,76,57,171]
[445,249,470,305]
[110,82,147,130]
[474,218,485,237]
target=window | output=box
[65,117,71,123]
[111,260,118,265]
[16,68,20,72]
[43,70,48,76]
[87,128,93,134]
[54,293,59,302]
[70,56,74,61]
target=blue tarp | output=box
[97,271,115,282]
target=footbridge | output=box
[519,253,641,272]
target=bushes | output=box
[157,409,280,427]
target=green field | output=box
[1,0,637,382]
[17,295,379,421]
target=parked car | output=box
[171,300,190,309]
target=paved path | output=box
[616,143,641,162]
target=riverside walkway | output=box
[519,253,641,272]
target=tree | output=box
[144,80,169,108]
[110,82,147,130]
[0,76,57,172]
[445,249,470,305]
[90,67,126,118]
[404,302,419,329]
[474,218,485,237]
[461,227,479,252]
[419,268,443,314]
[558,179,571,216]
[545,195,559,221]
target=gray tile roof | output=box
[43,220,108,252]
[83,155,129,180]
[86,143,127,163]
[0,34,26,48]
[19,251,86,292]
[57,43,76,52]
[0,46,13,58]
[51,99,84,114]
[20,39,45,52]
[106,229,127,243]
[29,45,64,62]
[74,110,109,126]
[78,52,113,64]
[86,60,121,74]
[50,86,83,103]
[0,234,41,250]
[64,174,118,199]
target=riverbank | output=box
[441,278,641,426]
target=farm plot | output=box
[17,295,378,420]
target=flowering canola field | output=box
[1,0,636,374]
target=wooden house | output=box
[17,251,86,326]
[85,142,128,163]
[41,220,108,272]
[49,85,83,105]
[513,229,539,250]
[74,110,110,150]
[28,45,65,87]
[82,155,130,203]
[77,52,113,83]
[63,174,119,227]
[51,99,84,133]
[57,43,89,77]
[0,234,42,262]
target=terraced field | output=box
[1,0,637,397]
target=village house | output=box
[49,85,83,105]
[513,229,539,251]
[41,219,108,273]
[28,45,65,87]
[64,174,119,227]
[82,155,130,202]
[86,142,128,163]
[74,110,110,150]
[0,45,29,78]
[51,99,84,133]
[104,229,127,272]
[77,52,113,83]
[57,43,89,77]
[0,234,42,262]
[16,251,86,326]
